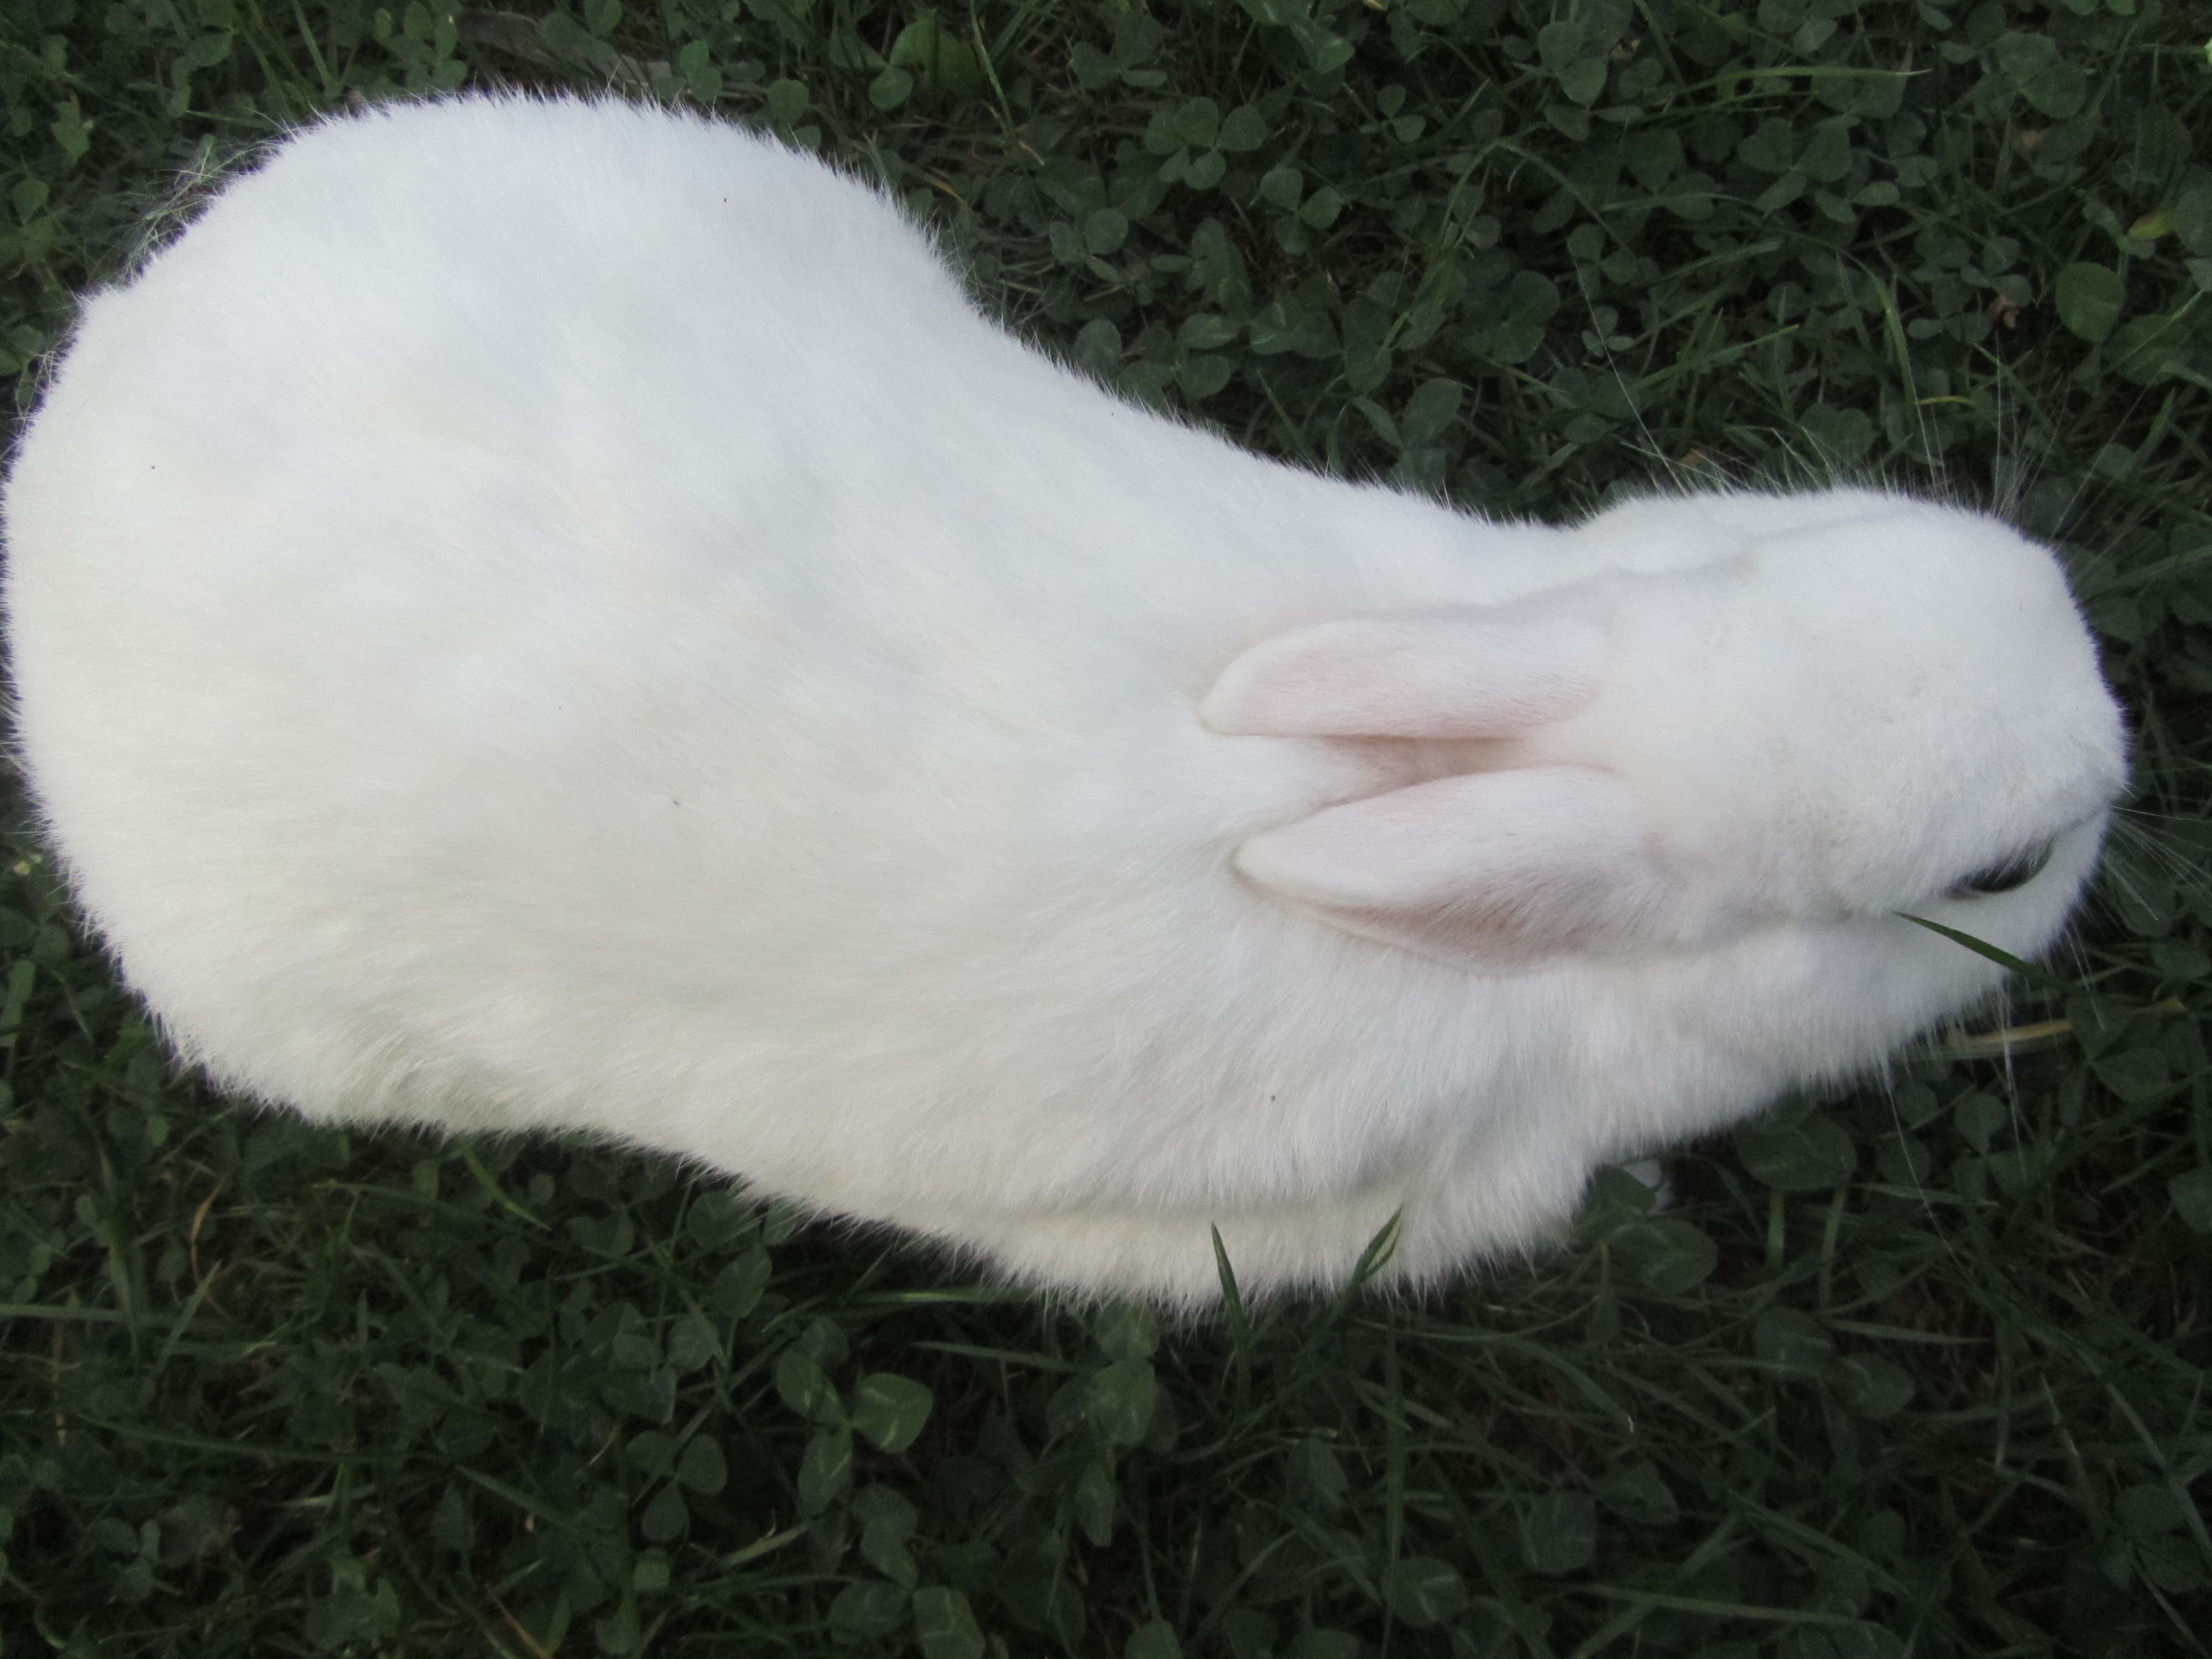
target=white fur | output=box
[1,96,2127,1305]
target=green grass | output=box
[3,0,2210,1655]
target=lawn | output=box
[1,1,2208,1655]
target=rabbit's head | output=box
[1205,488,2125,1018]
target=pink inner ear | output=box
[1233,766,1668,970]
[1202,603,1605,739]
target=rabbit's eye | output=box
[1949,840,2054,899]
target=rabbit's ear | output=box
[1202,603,1604,738]
[1234,766,1667,969]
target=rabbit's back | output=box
[7,99,1579,1284]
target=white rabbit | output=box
[2,95,2126,1306]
